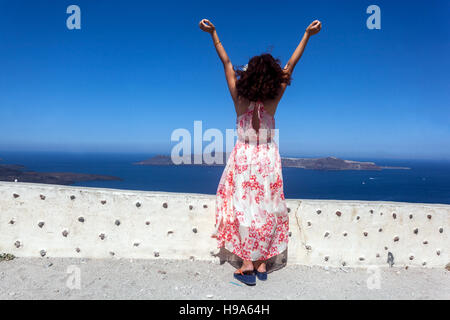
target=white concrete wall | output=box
[0,182,448,268]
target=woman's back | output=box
[237,100,275,144]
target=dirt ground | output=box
[0,257,449,300]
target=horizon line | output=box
[1,149,450,162]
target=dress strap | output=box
[250,100,264,132]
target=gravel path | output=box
[0,257,449,300]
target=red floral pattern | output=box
[213,101,289,261]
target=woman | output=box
[199,18,321,285]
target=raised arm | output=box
[284,20,322,76]
[199,19,238,102]
[274,20,322,104]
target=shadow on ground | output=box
[214,248,288,273]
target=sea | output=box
[1,151,449,205]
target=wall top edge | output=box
[0,181,449,207]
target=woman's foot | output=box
[253,260,266,273]
[254,261,268,281]
[234,260,254,274]
[233,260,256,286]
[256,262,266,273]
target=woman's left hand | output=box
[306,20,322,36]
[199,19,216,33]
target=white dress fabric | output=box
[213,101,289,261]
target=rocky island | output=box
[280,157,410,171]
[0,163,121,185]
[134,155,410,171]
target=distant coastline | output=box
[134,155,411,171]
[0,163,121,185]
[2,152,448,204]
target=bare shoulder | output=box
[234,95,281,117]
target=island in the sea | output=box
[0,163,121,185]
[134,154,410,171]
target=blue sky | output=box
[0,0,449,160]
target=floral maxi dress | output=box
[213,100,289,261]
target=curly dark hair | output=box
[235,53,292,102]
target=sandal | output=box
[233,268,256,286]
[255,270,267,281]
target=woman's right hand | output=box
[306,20,322,36]
[199,19,216,34]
